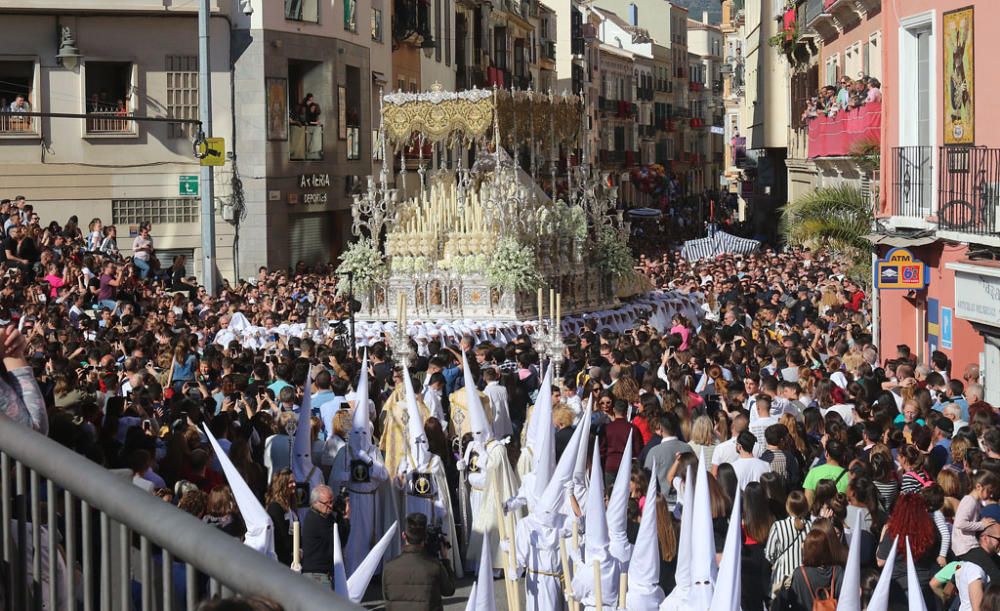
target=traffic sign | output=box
[179,175,199,196]
[200,137,226,167]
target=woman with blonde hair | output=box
[688,415,718,466]
[205,485,244,538]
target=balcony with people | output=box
[84,61,137,137]
[801,74,881,159]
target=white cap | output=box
[708,488,742,611]
[839,510,864,611]
[534,397,592,518]
[584,444,610,560]
[571,395,594,488]
[462,351,493,443]
[671,465,696,598]
[333,525,349,597]
[625,458,665,607]
[350,350,372,452]
[472,526,497,611]
[202,424,274,558]
[867,536,898,611]
[292,370,322,488]
[402,363,429,467]
[691,448,717,586]
[606,432,634,562]
[530,366,556,502]
[905,537,928,611]
[347,521,399,602]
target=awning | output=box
[626,207,662,219]
[864,232,938,247]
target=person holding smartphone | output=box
[0,325,47,435]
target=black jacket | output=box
[300,508,335,574]
[382,544,456,611]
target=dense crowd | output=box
[801,73,882,124]
[2,191,999,611]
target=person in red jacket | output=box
[600,400,644,487]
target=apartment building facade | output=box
[0,0,388,281]
[875,0,1000,403]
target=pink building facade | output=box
[876,0,1000,403]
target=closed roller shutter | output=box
[288,212,331,269]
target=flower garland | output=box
[592,225,634,278]
[486,237,541,294]
[335,238,386,295]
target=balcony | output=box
[85,111,137,137]
[689,81,704,92]
[890,146,933,220]
[806,101,881,158]
[938,147,1000,236]
[289,124,324,161]
[542,40,556,61]
[0,112,38,138]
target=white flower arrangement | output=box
[592,225,634,278]
[487,237,541,294]
[336,238,386,295]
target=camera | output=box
[424,520,451,558]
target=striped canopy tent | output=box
[681,229,760,261]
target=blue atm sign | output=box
[877,248,929,290]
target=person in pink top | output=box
[41,262,68,299]
[669,314,691,351]
[952,471,1000,559]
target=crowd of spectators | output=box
[801,73,882,124]
[2,191,999,611]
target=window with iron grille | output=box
[166,56,199,139]
[112,198,199,225]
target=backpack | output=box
[800,566,837,611]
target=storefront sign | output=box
[876,248,929,290]
[299,173,331,188]
[953,268,1000,327]
[302,192,328,204]
[942,306,954,350]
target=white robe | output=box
[397,454,464,578]
[516,514,566,611]
[571,550,621,611]
[327,446,398,576]
[465,438,521,573]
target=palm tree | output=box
[782,184,874,285]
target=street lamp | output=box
[55,25,82,70]
[421,35,436,58]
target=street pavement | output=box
[359,574,510,610]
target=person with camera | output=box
[300,484,349,586]
[382,512,456,611]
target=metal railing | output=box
[938,146,1000,235]
[0,112,38,136]
[290,124,324,161]
[0,415,359,611]
[891,145,933,219]
[85,111,137,136]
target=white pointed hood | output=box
[606,432,634,556]
[202,424,275,558]
[690,448,717,586]
[530,366,556,497]
[333,525,349,596]
[462,351,493,443]
[473,527,497,611]
[535,397,591,518]
[673,464,696,597]
[584,444,610,560]
[572,395,594,487]
[402,363,430,468]
[463,582,479,611]
[866,536,898,611]
[292,370,323,487]
[708,488,742,611]
[838,510,863,611]
[905,538,928,611]
[350,350,373,452]
[347,521,399,602]
[627,458,664,595]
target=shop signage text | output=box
[954,271,1000,327]
[299,173,331,188]
[876,248,929,290]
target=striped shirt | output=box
[874,478,900,512]
[765,516,812,588]
[932,510,951,559]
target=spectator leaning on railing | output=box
[0,324,47,435]
[803,74,883,123]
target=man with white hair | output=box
[942,402,967,432]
